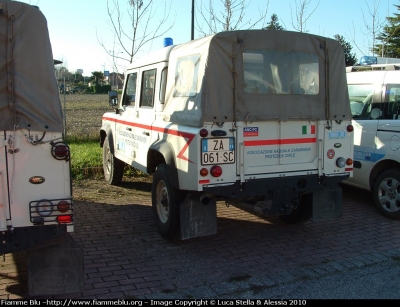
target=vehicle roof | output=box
[346,69,400,85]
[162,29,351,127]
[128,45,175,70]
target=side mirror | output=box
[108,90,118,107]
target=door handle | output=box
[143,131,150,136]
[126,127,132,131]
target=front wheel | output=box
[279,193,313,224]
[152,164,184,240]
[373,169,400,220]
[102,136,124,186]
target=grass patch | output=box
[69,140,102,180]
[69,139,148,180]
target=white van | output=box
[344,65,400,220]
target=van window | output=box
[386,84,400,119]
[243,50,319,95]
[173,54,200,97]
[122,73,137,106]
[348,84,374,118]
[140,69,156,107]
[159,68,168,103]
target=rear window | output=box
[243,50,319,95]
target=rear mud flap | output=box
[26,234,83,296]
[312,186,342,222]
[180,193,217,240]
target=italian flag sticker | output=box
[302,125,316,135]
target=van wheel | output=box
[102,137,124,186]
[279,193,312,224]
[373,169,400,220]
[152,164,184,240]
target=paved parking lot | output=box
[1,183,399,299]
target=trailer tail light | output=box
[57,215,72,224]
[30,198,73,225]
[51,141,70,162]
[336,157,346,168]
[57,200,70,213]
[36,200,53,216]
[210,165,222,177]
[347,124,354,132]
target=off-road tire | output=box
[152,164,185,240]
[279,193,313,224]
[102,136,124,186]
[373,169,400,220]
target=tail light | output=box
[30,199,73,225]
[57,215,72,223]
[336,157,346,168]
[210,165,222,177]
[347,124,354,132]
[51,141,70,161]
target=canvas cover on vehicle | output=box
[163,30,351,127]
[0,0,63,132]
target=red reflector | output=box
[200,128,208,137]
[57,215,72,223]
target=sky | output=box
[15,0,400,77]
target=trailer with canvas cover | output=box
[0,0,82,295]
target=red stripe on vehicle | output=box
[244,138,317,146]
[102,116,195,163]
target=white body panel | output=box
[344,68,400,190]
[0,130,73,231]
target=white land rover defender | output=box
[0,1,82,295]
[101,30,354,240]
[344,64,400,220]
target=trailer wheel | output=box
[373,169,400,220]
[279,193,312,224]
[102,136,124,186]
[152,164,184,240]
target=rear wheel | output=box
[373,169,400,220]
[279,193,312,224]
[152,164,184,240]
[102,136,124,186]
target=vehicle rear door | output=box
[238,121,319,177]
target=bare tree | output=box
[348,0,386,57]
[362,0,386,56]
[97,0,175,73]
[290,0,320,33]
[195,0,269,37]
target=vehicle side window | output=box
[122,73,137,106]
[173,54,200,97]
[140,69,156,107]
[348,84,375,119]
[386,84,400,120]
[159,68,168,103]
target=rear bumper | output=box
[0,224,68,255]
[202,173,349,199]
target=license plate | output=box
[201,138,235,165]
